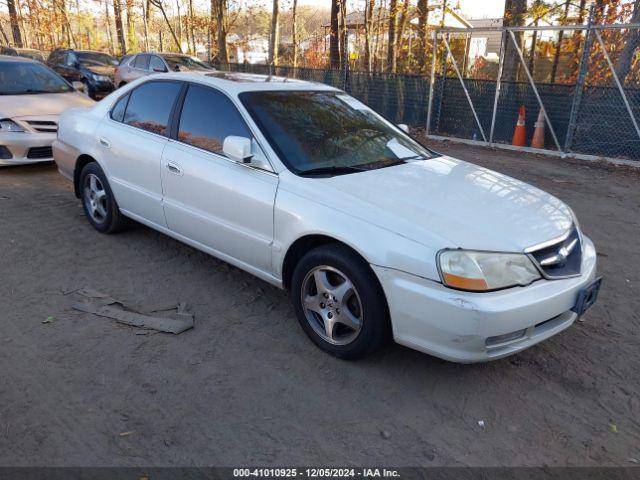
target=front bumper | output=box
[89,80,115,98]
[373,236,598,363]
[0,131,56,166]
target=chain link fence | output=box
[226,20,640,162]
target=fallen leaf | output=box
[42,316,55,324]
[119,431,135,437]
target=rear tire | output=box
[79,162,127,234]
[291,243,391,359]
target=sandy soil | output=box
[0,142,638,467]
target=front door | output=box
[97,80,183,227]
[160,83,278,274]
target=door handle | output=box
[99,137,111,149]
[166,161,183,176]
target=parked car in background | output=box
[47,49,118,99]
[0,55,94,166]
[16,48,47,62]
[0,46,18,56]
[53,72,600,362]
[114,52,213,87]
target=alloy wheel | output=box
[83,173,108,224]
[300,265,363,345]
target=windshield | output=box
[78,52,118,67]
[0,61,72,95]
[240,91,435,176]
[162,55,210,71]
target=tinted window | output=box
[124,81,182,136]
[110,93,130,122]
[149,56,166,72]
[64,53,77,67]
[0,61,73,95]
[133,54,150,70]
[178,84,251,154]
[240,91,435,175]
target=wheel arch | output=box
[73,154,98,198]
[281,234,372,291]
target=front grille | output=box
[26,146,53,159]
[25,120,57,133]
[527,226,582,278]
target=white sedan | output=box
[0,55,93,166]
[53,72,601,362]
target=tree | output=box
[329,0,340,69]
[502,0,527,82]
[268,0,280,67]
[291,0,298,68]
[363,0,375,71]
[113,0,127,54]
[7,0,23,47]
[215,0,229,66]
[416,0,429,70]
[125,0,138,52]
[387,0,398,72]
[615,0,640,84]
[149,0,182,52]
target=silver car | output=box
[114,53,213,88]
[0,55,94,166]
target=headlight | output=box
[91,74,111,82]
[438,249,541,292]
[0,119,25,132]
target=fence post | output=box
[426,30,438,136]
[489,31,507,144]
[564,4,595,153]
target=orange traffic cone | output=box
[531,108,545,149]
[512,105,526,146]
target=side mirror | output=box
[398,123,410,133]
[223,136,253,164]
[153,67,168,73]
[72,81,86,93]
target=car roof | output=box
[0,54,37,63]
[160,71,338,94]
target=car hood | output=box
[2,92,94,118]
[287,155,574,252]
[84,65,115,77]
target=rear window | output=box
[122,81,182,136]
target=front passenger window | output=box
[178,84,252,155]
[123,81,182,136]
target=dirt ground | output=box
[0,141,639,468]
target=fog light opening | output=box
[486,329,527,348]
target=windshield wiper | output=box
[298,165,366,177]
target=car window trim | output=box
[108,79,184,139]
[168,81,277,175]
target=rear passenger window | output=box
[123,81,182,136]
[110,93,129,122]
[178,84,252,154]
[134,54,150,70]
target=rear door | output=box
[96,80,183,228]
[160,83,278,273]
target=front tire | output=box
[79,162,127,233]
[291,244,391,359]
